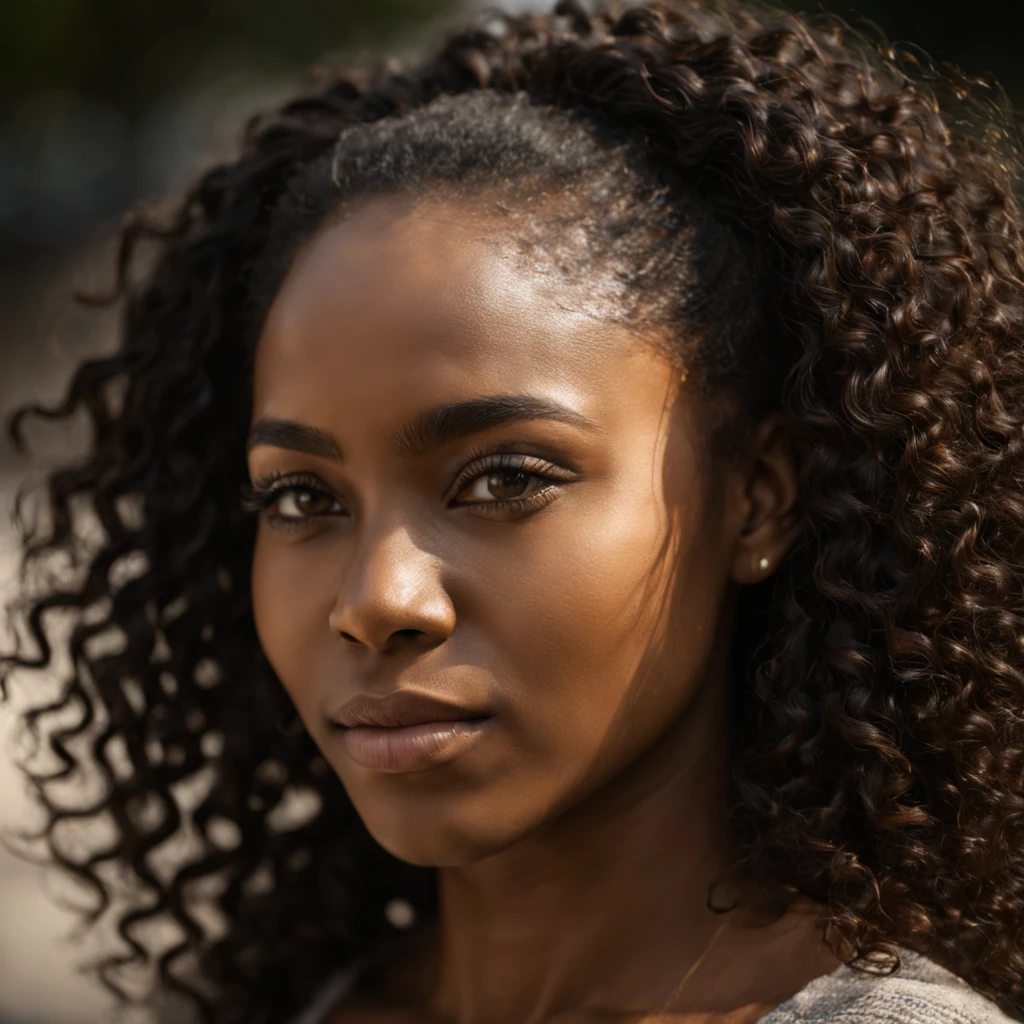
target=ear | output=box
[728,413,800,585]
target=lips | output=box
[325,689,493,773]
[328,689,490,729]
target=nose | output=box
[327,523,455,654]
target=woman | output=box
[3,0,1023,1021]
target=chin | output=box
[352,790,537,869]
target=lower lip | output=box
[339,719,492,773]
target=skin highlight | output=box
[248,195,826,1021]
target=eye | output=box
[450,452,575,514]
[241,474,344,529]
[273,486,340,521]
[457,468,545,503]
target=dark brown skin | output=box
[248,194,842,1023]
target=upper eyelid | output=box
[247,451,577,508]
[453,451,561,477]
[447,452,574,497]
[250,451,572,488]
[249,468,322,488]
[241,476,343,521]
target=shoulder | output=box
[757,951,1017,1024]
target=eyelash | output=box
[241,453,572,530]
[241,471,336,532]
[449,450,570,514]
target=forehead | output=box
[251,195,671,424]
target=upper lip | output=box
[328,690,491,729]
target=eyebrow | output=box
[393,394,599,458]
[246,419,343,460]
[246,394,598,462]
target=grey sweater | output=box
[294,949,1018,1024]
[756,951,1014,1024]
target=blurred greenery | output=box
[0,0,459,261]
[2,0,1023,114]
[1,0,1022,113]
[0,0,454,114]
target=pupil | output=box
[488,470,528,499]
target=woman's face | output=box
[249,194,748,867]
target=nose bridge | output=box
[328,514,454,651]
[356,518,431,602]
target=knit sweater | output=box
[292,949,1018,1024]
[757,951,1015,1024]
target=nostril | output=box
[392,628,425,643]
[334,626,436,652]
[380,628,431,654]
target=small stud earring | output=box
[384,897,417,929]
[757,555,770,571]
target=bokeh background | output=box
[1,0,1022,1021]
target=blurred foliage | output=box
[1,0,1022,113]
[0,0,454,114]
[0,0,457,259]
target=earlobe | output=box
[729,414,800,585]
[733,545,780,585]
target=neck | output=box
[427,675,748,1024]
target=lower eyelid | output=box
[454,472,558,505]
[259,484,345,523]
[255,464,571,523]
[461,482,563,516]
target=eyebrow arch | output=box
[246,394,599,463]
[246,419,343,461]
[392,394,599,458]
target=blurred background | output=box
[0,0,1022,1021]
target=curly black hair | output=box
[5,0,1024,1021]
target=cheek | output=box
[484,475,725,800]
[250,530,335,715]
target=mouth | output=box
[325,689,494,773]
[334,718,494,773]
